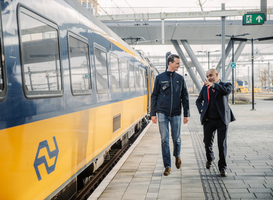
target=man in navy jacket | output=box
[196,69,235,177]
[151,54,190,176]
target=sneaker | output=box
[175,156,182,169]
[163,167,171,176]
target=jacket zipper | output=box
[169,73,173,116]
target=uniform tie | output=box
[207,86,215,103]
[207,86,210,103]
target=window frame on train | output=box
[109,53,121,93]
[0,3,6,101]
[120,58,129,92]
[67,31,92,96]
[93,43,109,94]
[17,5,63,98]
[128,62,135,92]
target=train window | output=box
[143,69,148,88]
[0,2,5,100]
[110,54,121,93]
[0,7,5,100]
[67,32,91,95]
[139,68,145,89]
[120,59,129,91]
[135,64,140,89]
[94,44,109,93]
[151,71,154,91]
[129,62,135,91]
[0,61,2,91]
[0,45,5,100]
[17,6,62,97]
[143,69,147,88]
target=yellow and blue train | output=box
[0,0,158,199]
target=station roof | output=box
[96,8,273,45]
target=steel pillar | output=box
[171,40,202,91]
[216,39,232,72]
[225,41,246,80]
[161,19,165,44]
[221,3,226,81]
[180,40,206,82]
[251,38,255,110]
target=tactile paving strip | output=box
[188,119,231,199]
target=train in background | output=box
[0,0,158,199]
[235,80,264,93]
[236,80,248,92]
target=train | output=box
[236,80,249,93]
[0,0,158,199]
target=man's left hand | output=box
[183,117,189,124]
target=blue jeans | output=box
[157,113,181,168]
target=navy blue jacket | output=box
[196,81,236,125]
[151,71,190,117]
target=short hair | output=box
[167,54,180,65]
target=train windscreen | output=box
[237,81,243,86]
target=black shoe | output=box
[206,158,215,169]
[220,169,227,177]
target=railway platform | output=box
[88,96,273,200]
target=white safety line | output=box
[88,121,153,200]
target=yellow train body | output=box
[0,95,147,199]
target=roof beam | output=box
[96,8,273,21]
[171,39,202,92]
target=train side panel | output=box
[0,0,151,199]
[0,95,147,199]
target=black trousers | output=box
[203,118,228,170]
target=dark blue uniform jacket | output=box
[151,71,190,117]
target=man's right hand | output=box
[151,116,157,124]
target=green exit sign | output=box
[243,13,265,25]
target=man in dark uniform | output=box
[196,69,235,177]
[151,54,190,176]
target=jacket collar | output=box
[165,71,175,76]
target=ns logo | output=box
[33,137,59,181]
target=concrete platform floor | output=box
[89,97,273,200]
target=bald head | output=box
[206,69,217,74]
[206,68,219,83]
